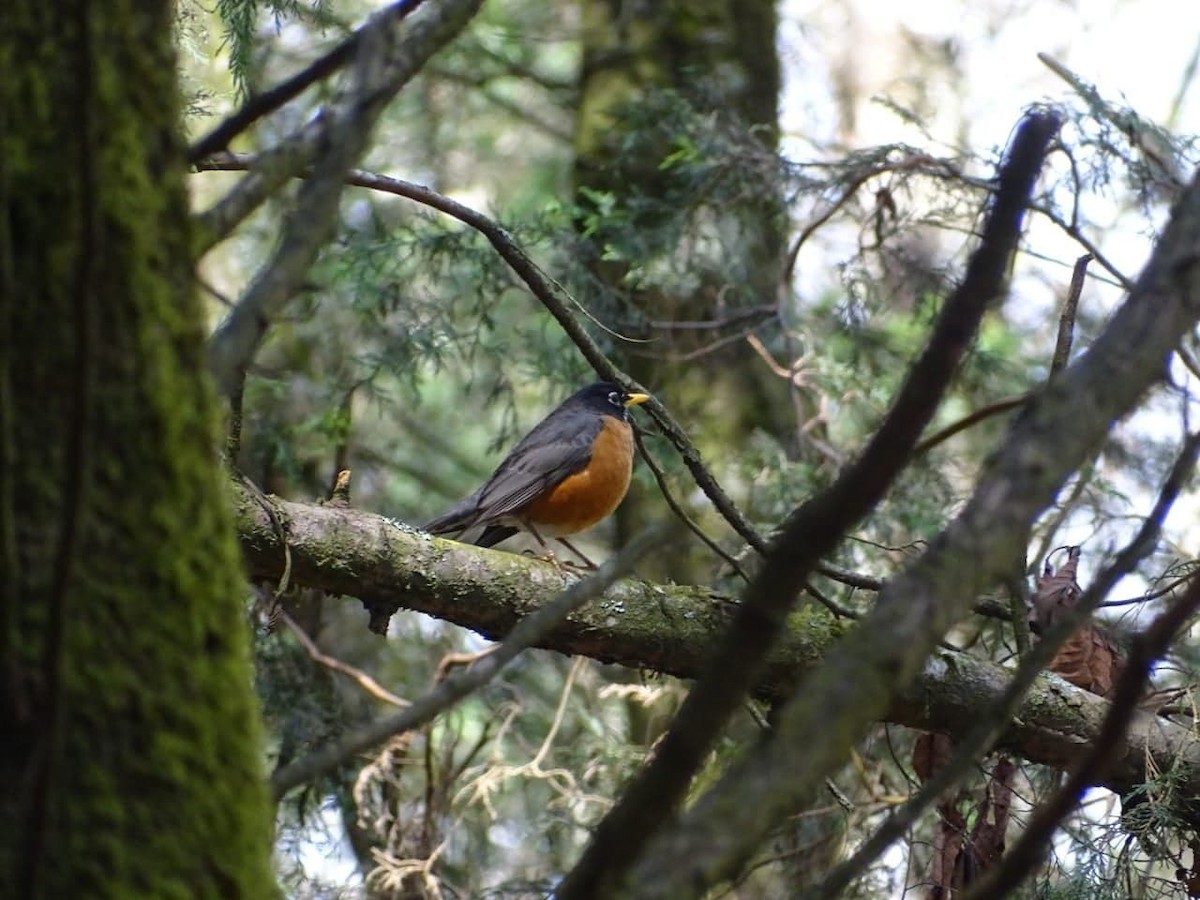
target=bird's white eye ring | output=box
[608,391,622,407]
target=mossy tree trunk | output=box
[0,3,275,897]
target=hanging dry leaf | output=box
[919,754,1016,898]
[967,756,1016,873]
[1049,621,1126,698]
[1031,546,1127,699]
[929,815,966,900]
[911,732,966,898]
[912,731,955,784]
[1031,546,1082,631]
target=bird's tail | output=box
[475,525,518,548]
[426,501,516,549]
[424,499,478,536]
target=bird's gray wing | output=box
[424,419,599,533]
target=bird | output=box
[425,382,650,566]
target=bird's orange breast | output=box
[522,416,635,536]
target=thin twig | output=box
[803,583,859,620]
[646,306,777,331]
[815,562,883,591]
[783,171,875,284]
[1030,201,1134,290]
[640,325,767,364]
[1102,569,1200,608]
[631,428,750,582]
[913,395,1029,458]
[1051,254,1092,376]
[434,647,496,681]
[187,0,425,163]
[281,610,410,708]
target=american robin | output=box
[425,382,650,565]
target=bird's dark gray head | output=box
[568,382,651,419]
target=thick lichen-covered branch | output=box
[235,486,1200,812]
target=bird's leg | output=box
[523,520,553,555]
[522,521,566,568]
[556,537,597,570]
[522,522,594,571]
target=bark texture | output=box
[236,491,1200,814]
[0,3,275,896]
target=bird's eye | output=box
[608,391,622,408]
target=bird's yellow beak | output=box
[624,392,651,407]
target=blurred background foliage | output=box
[186,0,1200,896]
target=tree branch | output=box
[558,107,1062,900]
[617,146,1200,898]
[1051,253,1092,375]
[203,0,483,400]
[268,521,674,799]
[187,0,426,164]
[233,486,1200,823]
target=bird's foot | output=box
[521,547,593,573]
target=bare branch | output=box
[268,521,674,798]
[1051,253,1092,376]
[631,428,749,582]
[187,0,426,164]
[557,108,1061,900]
[280,609,410,709]
[203,0,483,400]
[816,562,883,591]
[234,486,1200,827]
[1029,200,1134,290]
[913,394,1029,457]
[616,152,1200,899]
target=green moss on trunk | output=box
[0,2,275,896]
